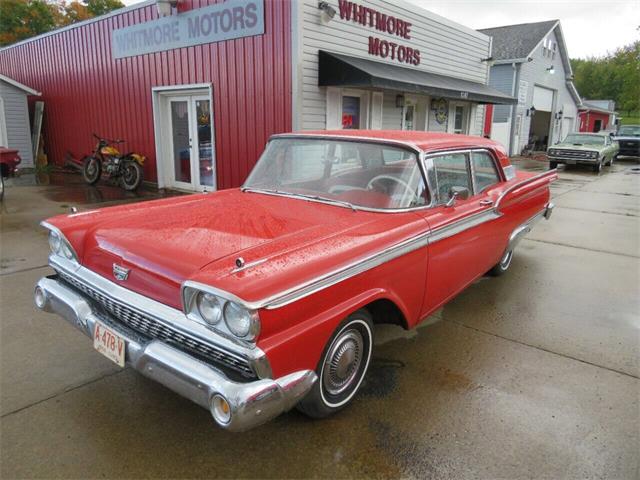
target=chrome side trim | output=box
[260,209,498,310]
[49,256,272,379]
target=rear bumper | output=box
[508,202,554,251]
[34,275,316,432]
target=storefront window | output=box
[454,106,465,134]
[403,105,415,130]
[196,99,214,187]
[342,96,360,129]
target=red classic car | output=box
[35,131,556,431]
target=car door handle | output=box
[479,199,494,206]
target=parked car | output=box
[547,132,618,173]
[0,147,22,201]
[613,125,640,159]
[34,131,556,431]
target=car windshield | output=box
[617,126,640,137]
[563,134,605,146]
[244,138,429,210]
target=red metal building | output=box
[578,100,617,133]
[0,0,290,190]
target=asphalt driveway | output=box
[1,163,638,479]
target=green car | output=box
[547,133,619,173]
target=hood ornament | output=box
[113,263,130,281]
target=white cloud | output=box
[404,0,639,58]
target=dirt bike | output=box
[82,134,145,191]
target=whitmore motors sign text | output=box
[112,0,264,59]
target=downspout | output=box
[508,62,521,156]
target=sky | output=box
[406,0,639,58]
[120,0,639,59]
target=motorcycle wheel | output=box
[82,156,102,185]
[121,160,143,191]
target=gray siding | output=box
[513,28,579,152]
[295,0,492,131]
[488,64,514,123]
[0,80,34,166]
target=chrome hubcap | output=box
[323,329,363,396]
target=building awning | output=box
[318,51,517,105]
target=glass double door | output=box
[168,95,215,191]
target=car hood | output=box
[47,190,425,310]
[551,143,604,151]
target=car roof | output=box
[283,130,504,153]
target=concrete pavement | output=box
[1,163,638,478]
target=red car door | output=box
[419,150,507,317]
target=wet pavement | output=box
[1,163,638,478]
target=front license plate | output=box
[93,321,126,367]
[565,159,577,164]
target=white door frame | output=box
[448,102,470,134]
[0,97,8,147]
[151,83,216,191]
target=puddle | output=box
[361,358,405,398]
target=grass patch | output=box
[619,114,640,125]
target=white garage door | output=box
[533,86,554,112]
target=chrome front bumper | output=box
[34,275,316,432]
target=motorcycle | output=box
[82,134,145,191]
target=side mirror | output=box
[445,186,470,207]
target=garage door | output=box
[533,86,554,112]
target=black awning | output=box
[318,50,517,105]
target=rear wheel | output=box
[121,160,143,191]
[488,249,513,277]
[82,156,101,185]
[297,310,374,419]
[0,174,4,201]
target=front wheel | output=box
[0,174,4,201]
[297,310,374,419]
[120,160,143,191]
[549,161,558,170]
[82,156,102,185]
[592,159,603,173]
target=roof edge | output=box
[0,74,40,95]
[0,0,155,52]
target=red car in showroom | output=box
[35,131,556,431]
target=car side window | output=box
[471,151,501,193]
[432,153,471,204]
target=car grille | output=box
[549,149,595,159]
[622,141,638,148]
[57,270,257,379]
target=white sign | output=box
[518,80,528,105]
[112,0,264,59]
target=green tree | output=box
[0,0,123,47]
[572,41,640,114]
[84,0,123,17]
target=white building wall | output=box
[514,28,579,153]
[0,80,34,166]
[294,0,493,134]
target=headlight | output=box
[224,301,255,338]
[183,285,260,342]
[590,151,599,158]
[45,226,78,262]
[197,292,222,325]
[48,231,61,253]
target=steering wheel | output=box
[366,175,419,206]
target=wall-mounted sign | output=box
[337,0,420,66]
[112,0,264,59]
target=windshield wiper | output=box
[242,188,358,212]
[286,192,358,212]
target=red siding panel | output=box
[0,0,291,189]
